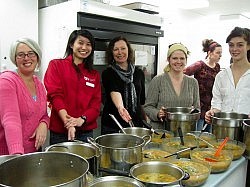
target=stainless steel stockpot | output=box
[0,152,89,187]
[45,141,100,175]
[211,112,248,141]
[0,155,19,165]
[130,161,188,187]
[122,127,152,137]
[88,176,145,187]
[88,133,151,176]
[166,107,200,136]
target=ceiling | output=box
[108,0,250,18]
[189,0,250,18]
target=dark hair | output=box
[64,29,95,71]
[202,39,221,58]
[106,36,134,65]
[226,27,250,62]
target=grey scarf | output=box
[111,63,137,113]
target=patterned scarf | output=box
[111,63,137,112]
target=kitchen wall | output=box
[0,0,248,75]
[157,8,249,74]
[0,0,38,72]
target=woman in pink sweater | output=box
[0,38,49,155]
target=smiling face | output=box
[168,50,187,72]
[15,43,38,75]
[71,35,92,63]
[228,36,250,62]
[112,40,129,65]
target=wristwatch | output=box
[80,115,87,126]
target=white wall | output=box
[0,0,38,72]
[157,9,250,74]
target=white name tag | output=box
[86,82,95,87]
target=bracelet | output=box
[80,116,87,125]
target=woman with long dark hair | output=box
[44,30,101,143]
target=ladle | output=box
[186,133,215,148]
[198,123,208,137]
[204,137,229,162]
[214,136,229,157]
[142,120,160,135]
[178,127,184,146]
[109,114,126,134]
[190,108,200,114]
[164,146,197,158]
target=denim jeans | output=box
[196,118,212,132]
[49,130,93,145]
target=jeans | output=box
[50,130,93,145]
[196,118,212,133]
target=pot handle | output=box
[87,137,101,156]
[142,135,151,146]
[182,171,190,180]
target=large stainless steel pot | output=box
[88,176,145,187]
[0,152,89,187]
[166,107,200,136]
[88,133,151,176]
[211,112,248,141]
[243,119,250,159]
[130,161,189,187]
[122,127,152,137]
[0,155,19,165]
[45,141,100,175]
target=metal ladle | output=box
[109,114,127,134]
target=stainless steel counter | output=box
[201,157,248,187]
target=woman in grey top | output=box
[144,43,200,129]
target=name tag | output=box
[86,82,95,88]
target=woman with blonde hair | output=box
[144,43,200,129]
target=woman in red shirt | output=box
[44,30,101,144]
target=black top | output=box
[101,66,145,134]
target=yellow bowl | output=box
[211,139,246,160]
[170,159,211,186]
[185,131,216,148]
[162,137,197,158]
[151,129,174,144]
[190,148,233,173]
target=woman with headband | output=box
[144,43,200,129]
[184,39,222,132]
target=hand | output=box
[205,109,214,124]
[64,114,83,129]
[68,126,76,141]
[30,122,48,150]
[118,106,132,123]
[157,106,167,122]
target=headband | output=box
[167,43,189,58]
[208,42,219,51]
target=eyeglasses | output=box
[16,51,37,59]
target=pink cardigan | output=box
[0,71,49,155]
